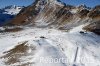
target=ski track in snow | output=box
[0,26,100,66]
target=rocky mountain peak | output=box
[93,5,100,10]
[34,0,63,7]
[2,0,100,35]
[77,4,91,10]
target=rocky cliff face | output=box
[5,0,100,34]
[83,5,100,35]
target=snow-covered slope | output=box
[0,25,100,66]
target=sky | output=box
[0,0,100,8]
[61,0,100,7]
[0,0,34,8]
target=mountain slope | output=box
[83,5,100,35]
[0,0,100,66]
[5,0,100,34]
[0,5,23,26]
[0,25,100,66]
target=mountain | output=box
[5,0,100,34]
[0,5,23,26]
[0,0,100,66]
[83,5,100,35]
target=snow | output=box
[69,25,84,33]
[3,5,22,15]
[35,18,50,27]
[71,9,78,14]
[0,27,5,30]
[0,25,100,66]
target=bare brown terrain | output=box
[0,41,36,66]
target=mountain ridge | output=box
[1,0,100,34]
[0,5,23,26]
